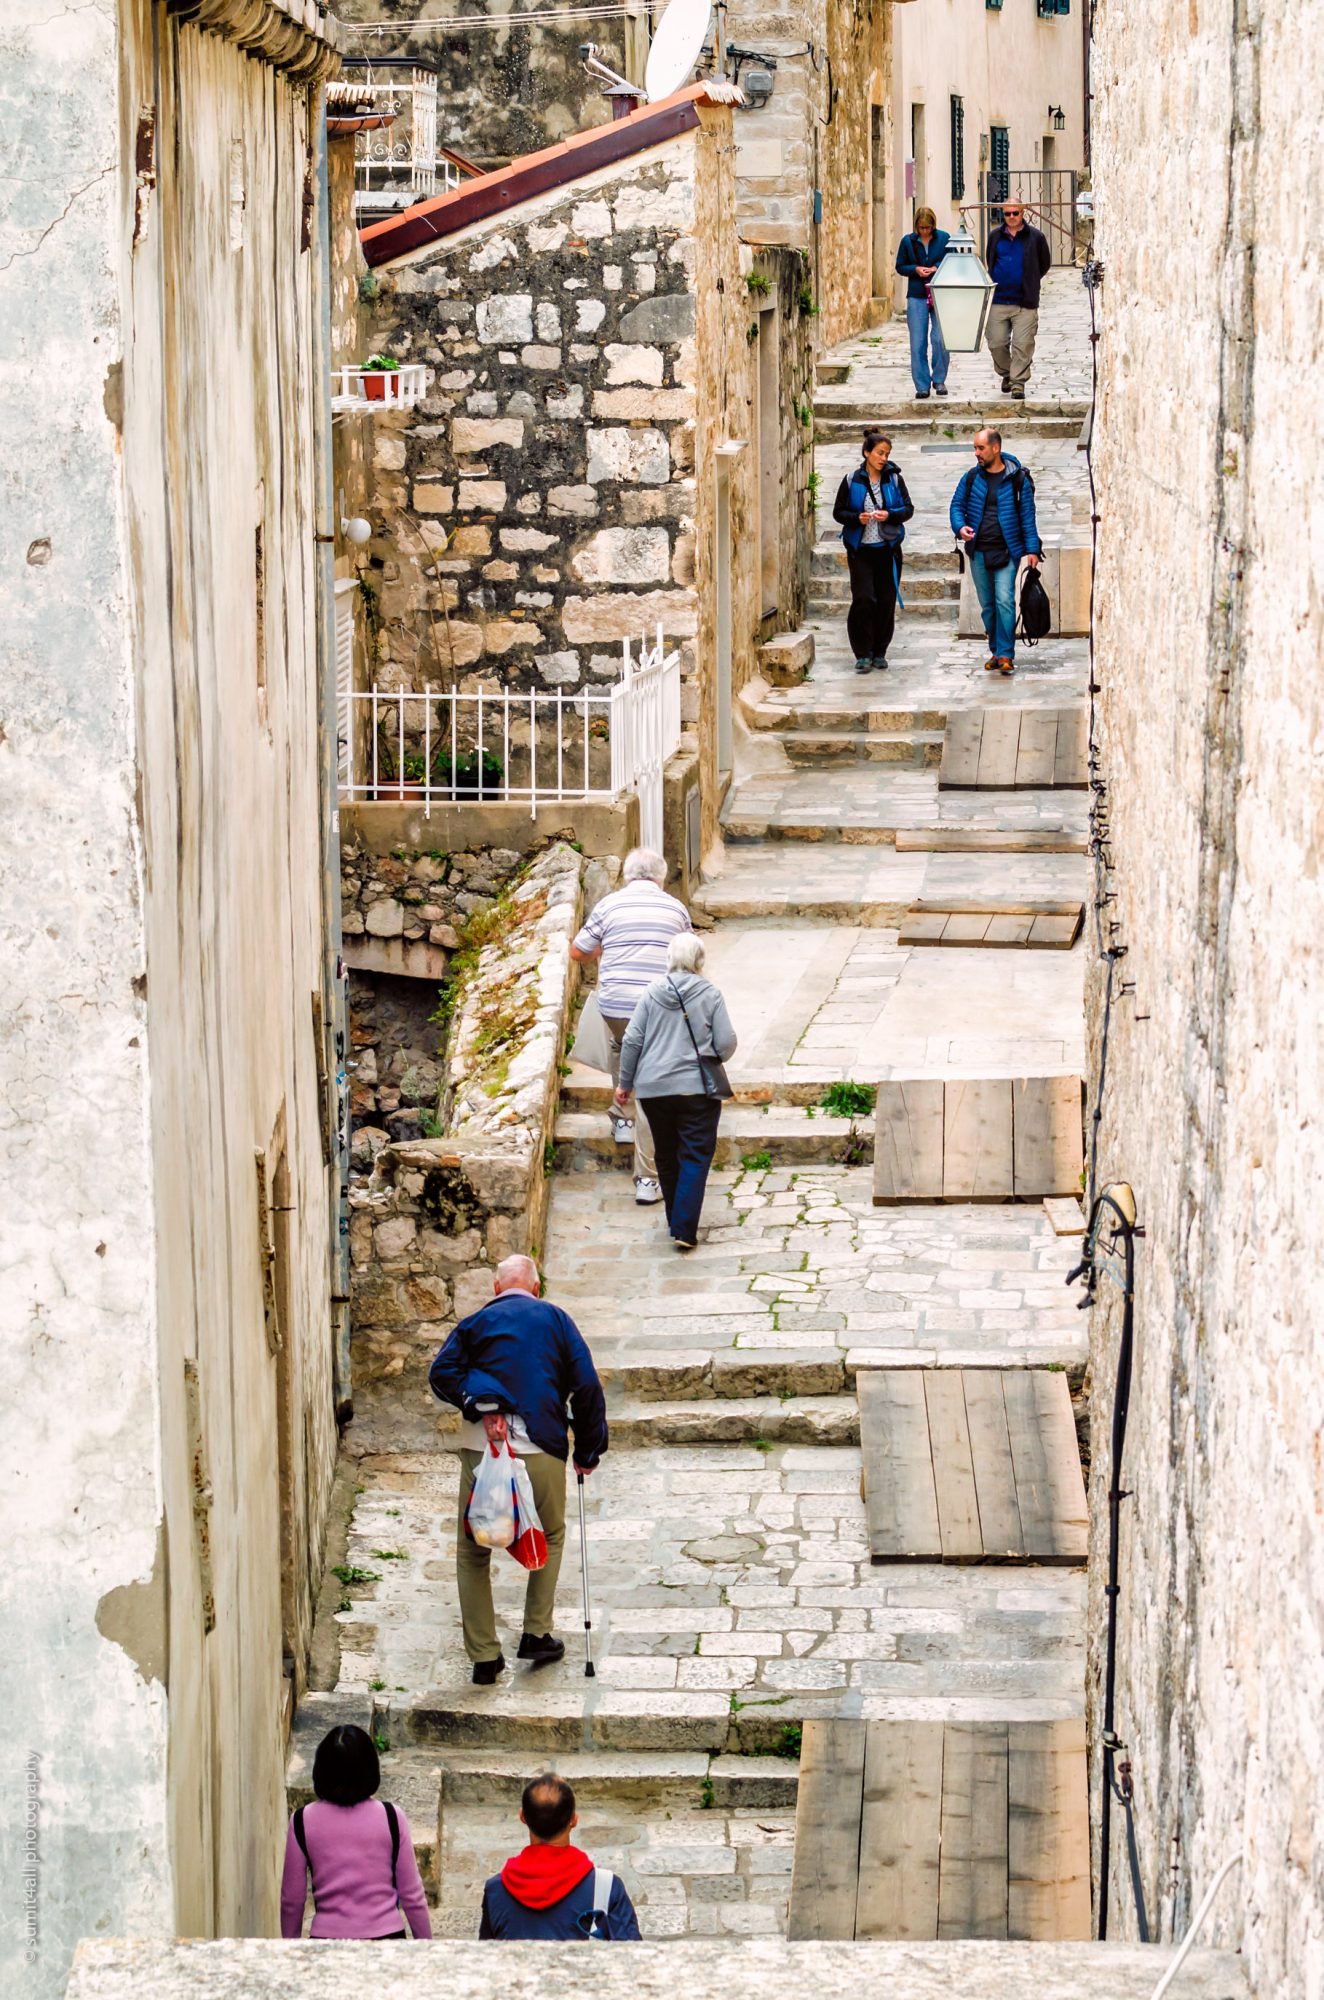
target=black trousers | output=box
[639,1094,722,1244]
[846,544,902,661]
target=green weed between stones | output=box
[370,1549,408,1562]
[332,1564,380,1587]
[699,1776,716,1810]
[742,1150,773,1172]
[820,1080,876,1120]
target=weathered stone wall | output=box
[818,0,889,346]
[334,2,630,166]
[361,110,786,869]
[1,2,341,1991]
[346,843,589,1447]
[1086,1,1324,1989]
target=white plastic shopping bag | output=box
[464,1441,517,1548]
[508,1456,548,1572]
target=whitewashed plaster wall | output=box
[0,2,341,1991]
[1087,0,1324,1989]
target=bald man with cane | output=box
[429,1256,609,1685]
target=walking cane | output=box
[576,1472,595,1678]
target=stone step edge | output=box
[437,1747,799,1809]
[390,1689,811,1757]
[592,1348,1087,1399]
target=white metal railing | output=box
[339,629,681,838]
[352,72,461,211]
[330,363,432,415]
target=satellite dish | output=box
[644,0,712,102]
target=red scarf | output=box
[500,1842,594,1909]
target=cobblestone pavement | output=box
[546,1168,1088,1372]
[335,1443,1085,1720]
[815,268,1093,413]
[700,930,1085,1081]
[723,766,1090,841]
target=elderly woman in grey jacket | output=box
[615,934,738,1250]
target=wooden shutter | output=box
[950,96,965,200]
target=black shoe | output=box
[934,383,949,397]
[854,656,873,674]
[1000,376,1012,393]
[872,657,889,672]
[517,1632,566,1668]
[472,1653,506,1685]
[1010,385,1025,400]
[914,389,930,400]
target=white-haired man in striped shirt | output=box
[571,848,692,1206]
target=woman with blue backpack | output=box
[831,428,915,675]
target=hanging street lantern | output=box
[929,225,995,353]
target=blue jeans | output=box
[639,1094,722,1244]
[907,296,948,393]
[968,551,1018,660]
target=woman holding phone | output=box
[831,428,915,675]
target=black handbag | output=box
[668,978,733,1100]
[1018,562,1052,644]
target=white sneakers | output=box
[634,1177,663,1206]
[610,1114,635,1145]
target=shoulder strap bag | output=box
[576,1865,617,1940]
[667,979,733,1100]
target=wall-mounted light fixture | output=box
[1049,104,1066,130]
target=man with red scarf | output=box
[479,1775,641,1940]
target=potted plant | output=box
[362,354,401,403]
[436,747,504,798]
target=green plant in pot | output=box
[363,354,401,402]
[436,747,504,798]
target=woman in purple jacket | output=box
[281,1725,432,1940]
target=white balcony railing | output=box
[330,363,432,415]
[340,630,682,847]
[352,72,462,212]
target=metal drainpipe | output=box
[310,88,353,1422]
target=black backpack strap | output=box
[293,1805,312,1888]
[384,1799,400,1891]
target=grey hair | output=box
[623,847,668,884]
[667,933,705,974]
[495,1254,539,1293]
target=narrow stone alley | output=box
[296,271,1104,1948]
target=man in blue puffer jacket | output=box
[949,427,1043,676]
[430,1254,608,1683]
[480,1776,642,1940]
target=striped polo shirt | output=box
[573,880,692,1019]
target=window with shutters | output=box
[949,96,964,201]
[334,577,357,787]
[1038,0,1069,13]
[990,126,1010,202]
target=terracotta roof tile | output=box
[360,83,726,268]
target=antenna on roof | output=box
[644,0,714,102]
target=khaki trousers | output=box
[602,1014,657,1179]
[985,303,1039,388]
[457,1449,567,1663]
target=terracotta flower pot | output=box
[362,371,397,403]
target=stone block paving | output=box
[816,269,1093,415]
[434,1801,795,1939]
[785,620,1090,709]
[723,764,1090,840]
[546,1167,1088,1373]
[333,1441,1085,1723]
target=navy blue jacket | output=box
[949,454,1042,562]
[984,223,1052,310]
[429,1291,608,1467]
[479,1869,641,1940]
[832,462,915,553]
[895,228,951,300]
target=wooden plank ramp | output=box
[858,1367,1086,1564]
[898,904,1083,949]
[938,708,1088,790]
[872,1077,1083,1203]
[788,1718,1091,1941]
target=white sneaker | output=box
[634,1177,664,1206]
[610,1114,635,1145]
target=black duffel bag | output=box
[1018,562,1052,644]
